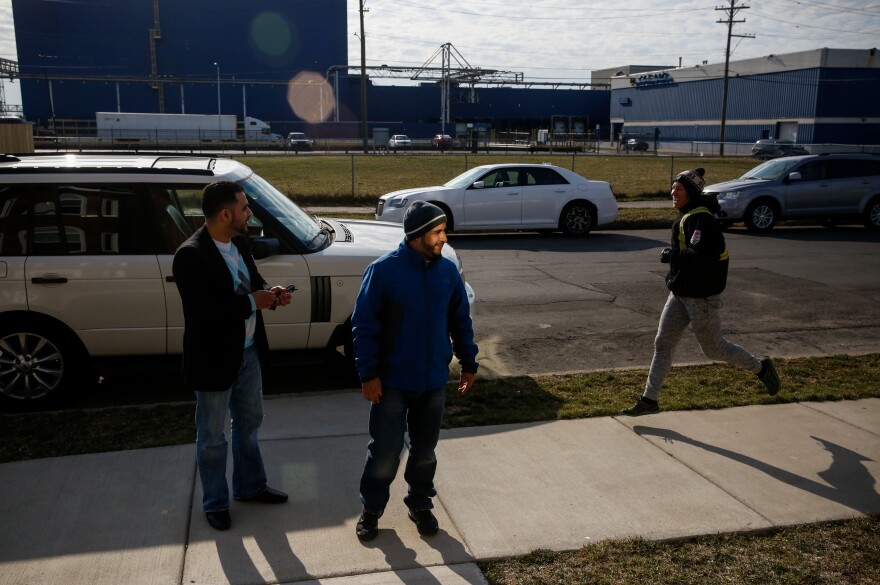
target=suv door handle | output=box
[32,276,68,284]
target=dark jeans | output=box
[360,386,446,514]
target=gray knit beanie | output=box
[403,201,447,241]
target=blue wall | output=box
[13,0,347,124]
[12,0,610,138]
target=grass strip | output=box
[443,354,880,428]
[480,516,879,585]
[1,354,878,464]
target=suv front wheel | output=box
[0,318,87,407]
[744,200,779,232]
[864,197,880,230]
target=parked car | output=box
[624,138,649,152]
[375,163,618,235]
[287,132,314,150]
[750,139,809,159]
[388,134,412,150]
[0,153,473,406]
[431,134,453,149]
[705,153,880,232]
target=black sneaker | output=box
[407,508,439,536]
[758,356,780,395]
[356,510,380,542]
[621,397,660,416]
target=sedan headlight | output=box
[388,198,409,209]
[717,191,741,200]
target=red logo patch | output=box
[690,230,702,245]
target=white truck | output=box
[95,112,282,142]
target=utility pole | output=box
[716,0,753,156]
[359,0,369,153]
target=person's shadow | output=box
[362,527,477,585]
[215,527,308,585]
[632,426,880,515]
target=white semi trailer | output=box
[95,112,282,142]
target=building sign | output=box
[634,72,673,88]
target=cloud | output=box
[346,0,880,83]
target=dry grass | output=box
[443,354,880,428]
[481,517,880,585]
[238,153,757,204]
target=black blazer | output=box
[172,226,270,391]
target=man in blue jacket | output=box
[352,201,479,542]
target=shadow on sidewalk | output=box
[362,529,476,584]
[632,426,880,516]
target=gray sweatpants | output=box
[643,292,762,401]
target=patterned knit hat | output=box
[673,168,706,199]
[403,201,447,241]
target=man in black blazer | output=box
[173,181,292,531]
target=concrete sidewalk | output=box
[1,394,877,585]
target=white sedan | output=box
[376,163,618,235]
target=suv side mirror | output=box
[785,171,802,183]
[251,237,280,259]
[472,181,484,189]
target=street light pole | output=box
[359,0,369,153]
[213,62,221,140]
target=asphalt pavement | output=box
[1,391,877,585]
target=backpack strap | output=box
[679,206,729,260]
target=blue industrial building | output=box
[10,1,879,147]
[10,0,610,141]
[610,48,880,147]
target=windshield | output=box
[239,173,324,250]
[444,166,492,188]
[741,158,802,180]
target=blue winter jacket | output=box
[352,240,479,391]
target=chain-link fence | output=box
[236,152,759,206]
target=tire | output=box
[863,197,880,230]
[0,317,87,407]
[559,201,596,236]
[430,202,454,232]
[744,200,779,232]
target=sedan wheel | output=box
[560,202,595,236]
[0,321,81,405]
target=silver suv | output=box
[0,154,473,406]
[706,153,880,232]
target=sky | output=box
[2,0,879,109]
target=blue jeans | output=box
[194,346,267,513]
[360,386,446,514]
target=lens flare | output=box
[250,12,291,57]
[287,71,335,123]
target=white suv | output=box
[0,154,473,406]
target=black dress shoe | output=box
[235,486,288,504]
[408,508,439,536]
[356,510,380,542]
[206,510,231,531]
